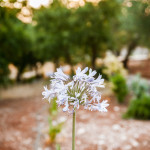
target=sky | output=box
[28,0,100,9]
[28,0,51,8]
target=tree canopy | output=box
[1,0,150,84]
[0,5,36,81]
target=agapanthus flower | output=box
[42,67,109,113]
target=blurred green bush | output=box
[123,95,150,120]
[123,75,150,120]
[131,74,149,99]
[110,74,128,103]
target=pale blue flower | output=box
[42,67,109,113]
[42,86,55,103]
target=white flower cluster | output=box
[103,52,127,77]
[42,67,109,113]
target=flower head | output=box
[42,67,109,113]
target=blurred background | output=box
[0,0,150,150]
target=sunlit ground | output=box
[0,59,150,150]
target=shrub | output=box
[123,95,150,120]
[102,53,127,77]
[110,74,128,103]
[131,74,149,99]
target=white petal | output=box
[82,67,88,74]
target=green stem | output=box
[72,110,76,150]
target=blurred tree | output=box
[116,0,150,68]
[34,0,122,70]
[0,6,17,84]
[0,6,37,82]
[74,0,121,69]
[34,0,75,69]
[0,54,10,86]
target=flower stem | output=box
[72,110,76,150]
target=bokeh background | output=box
[0,0,150,150]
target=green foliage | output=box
[124,75,150,120]
[34,0,75,66]
[48,97,64,144]
[74,0,121,68]
[48,117,63,143]
[49,97,58,117]
[131,74,149,99]
[122,0,150,47]
[0,6,17,85]
[56,144,61,150]
[0,6,37,82]
[123,95,150,120]
[110,74,128,103]
[111,1,150,68]
[1,0,150,85]
[0,58,9,86]
[34,0,122,68]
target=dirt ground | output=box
[128,59,150,78]
[0,79,150,150]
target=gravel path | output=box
[0,80,150,150]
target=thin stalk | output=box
[72,110,76,150]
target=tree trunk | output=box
[16,67,24,82]
[123,41,137,69]
[16,71,21,82]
